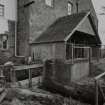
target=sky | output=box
[92,0,105,45]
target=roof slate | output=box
[32,12,87,43]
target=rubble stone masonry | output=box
[17,0,98,56]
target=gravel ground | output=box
[0,87,90,105]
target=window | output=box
[45,0,53,7]
[2,35,8,49]
[74,48,84,58]
[0,4,4,16]
[68,2,72,15]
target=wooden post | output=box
[28,69,32,88]
[97,47,99,62]
[95,80,98,105]
[89,47,92,75]
[10,67,13,83]
[100,48,102,58]
[89,47,91,63]
[71,44,74,64]
[73,45,75,59]
[0,68,6,87]
[0,68,4,78]
[12,68,16,83]
[10,66,16,86]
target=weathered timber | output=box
[28,69,32,88]
[94,71,105,80]
[0,89,8,104]
[17,88,53,99]
[14,64,43,71]
[42,78,105,105]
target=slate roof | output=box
[32,12,87,44]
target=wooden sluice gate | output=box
[0,64,43,88]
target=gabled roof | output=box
[31,12,101,44]
[32,12,87,44]
[88,13,101,45]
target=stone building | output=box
[16,0,102,83]
[0,0,17,57]
[31,12,101,61]
[17,0,101,58]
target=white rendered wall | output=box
[0,0,17,34]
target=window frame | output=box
[68,1,73,15]
[0,4,4,16]
[2,35,8,50]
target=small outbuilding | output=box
[30,12,101,62]
[30,12,102,82]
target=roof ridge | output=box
[31,12,90,44]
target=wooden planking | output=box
[14,64,43,71]
[94,71,105,80]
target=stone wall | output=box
[0,20,16,58]
[55,43,66,59]
[17,0,69,56]
[8,20,15,56]
[70,61,89,82]
[17,0,30,56]
[31,42,66,61]
[31,43,55,61]
[17,0,98,56]
[43,59,89,86]
[29,0,69,43]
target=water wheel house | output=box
[30,12,101,62]
[30,12,101,81]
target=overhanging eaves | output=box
[64,11,91,42]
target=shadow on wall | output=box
[0,50,12,65]
[42,59,72,89]
[32,50,48,63]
